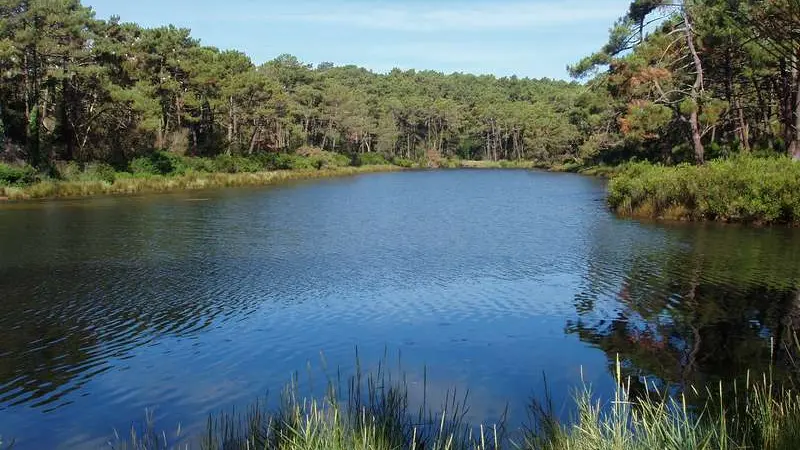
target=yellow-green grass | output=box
[102,356,800,450]
[0,165,401,202]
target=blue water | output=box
[1,170,798,448]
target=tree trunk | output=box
[249,125,260,155]
[735,96,750,152]
[227,96,235,145]
[790,53,800,159]
[685,10,705,165]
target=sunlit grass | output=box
[109,359,502,450]
[97,354,800,450]
[0,165,400,201]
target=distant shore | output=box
[0,165,402,202]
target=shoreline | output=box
[0,161,613,203]
[0,165,403,202]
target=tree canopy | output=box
[1,0,798,170]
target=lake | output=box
[1,169,799,449]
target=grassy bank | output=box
[0,150,410,201]
[100,361,800,450]
[0,151,588,201]
[0,165,400,201]
[607,156,800,224]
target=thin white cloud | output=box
[249,1,623,32]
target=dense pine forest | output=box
[1,0,800,212]
[0,0,587,170]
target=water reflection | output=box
[3,172,800,448]
[570,223,800,394]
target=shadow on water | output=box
[569,221,800,400]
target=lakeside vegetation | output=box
[0,150,552,201]
[101,359,800,450]
[568,0,800,222]
[0,149,405,200]
[2,1,800,219]
[608,155,800,224]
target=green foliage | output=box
[0,162,36,186]
[526,361,800,450]
[110,357,800,450]
[179,156,217,173]
[76,163,117,183]
[392,157,416,168]
[271,154,317,170]
[355,152,390,166]
[212,154,263,173]
[129,151,179,176]
[608,155,800,223]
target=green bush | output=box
[179,156,216,173]
[355,152,390,166]
[129,151,177,176]
[392,157,416,168]
[607,155,800,223]
[310,151,351,169]
[272,153,316,170]
[81,163,117,183]
[212,154,263,173]
[0,162,37,186]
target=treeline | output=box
[573,0,800,165]
[2,0,799,175]
[0,0,587,170]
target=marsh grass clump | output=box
[113,358,503,450]
[523,358,800,450]
[61,352,800,450]
[607,155,800,224]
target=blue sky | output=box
[84,0,630,80]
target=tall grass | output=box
[110,358,502,450]
[607,155,800,224]
[524,358,800,450]
[102,353,800,450]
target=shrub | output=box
[356,152,390,166]
[81,163,117,183]
[272,153,316,170]
[392,157,416,168]
[212,154,263,173]
[310,151,351,169]
[180,156,216,173]
[129,151,176,176]
[607,155,800,224]
[294,147,352,169]
[0,162,37,186]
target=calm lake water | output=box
[1,170,800,448]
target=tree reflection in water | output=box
[570,223,800,400]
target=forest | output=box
[1,0,799,211]
[0,0,587,172]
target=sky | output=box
[83,0,630,80]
